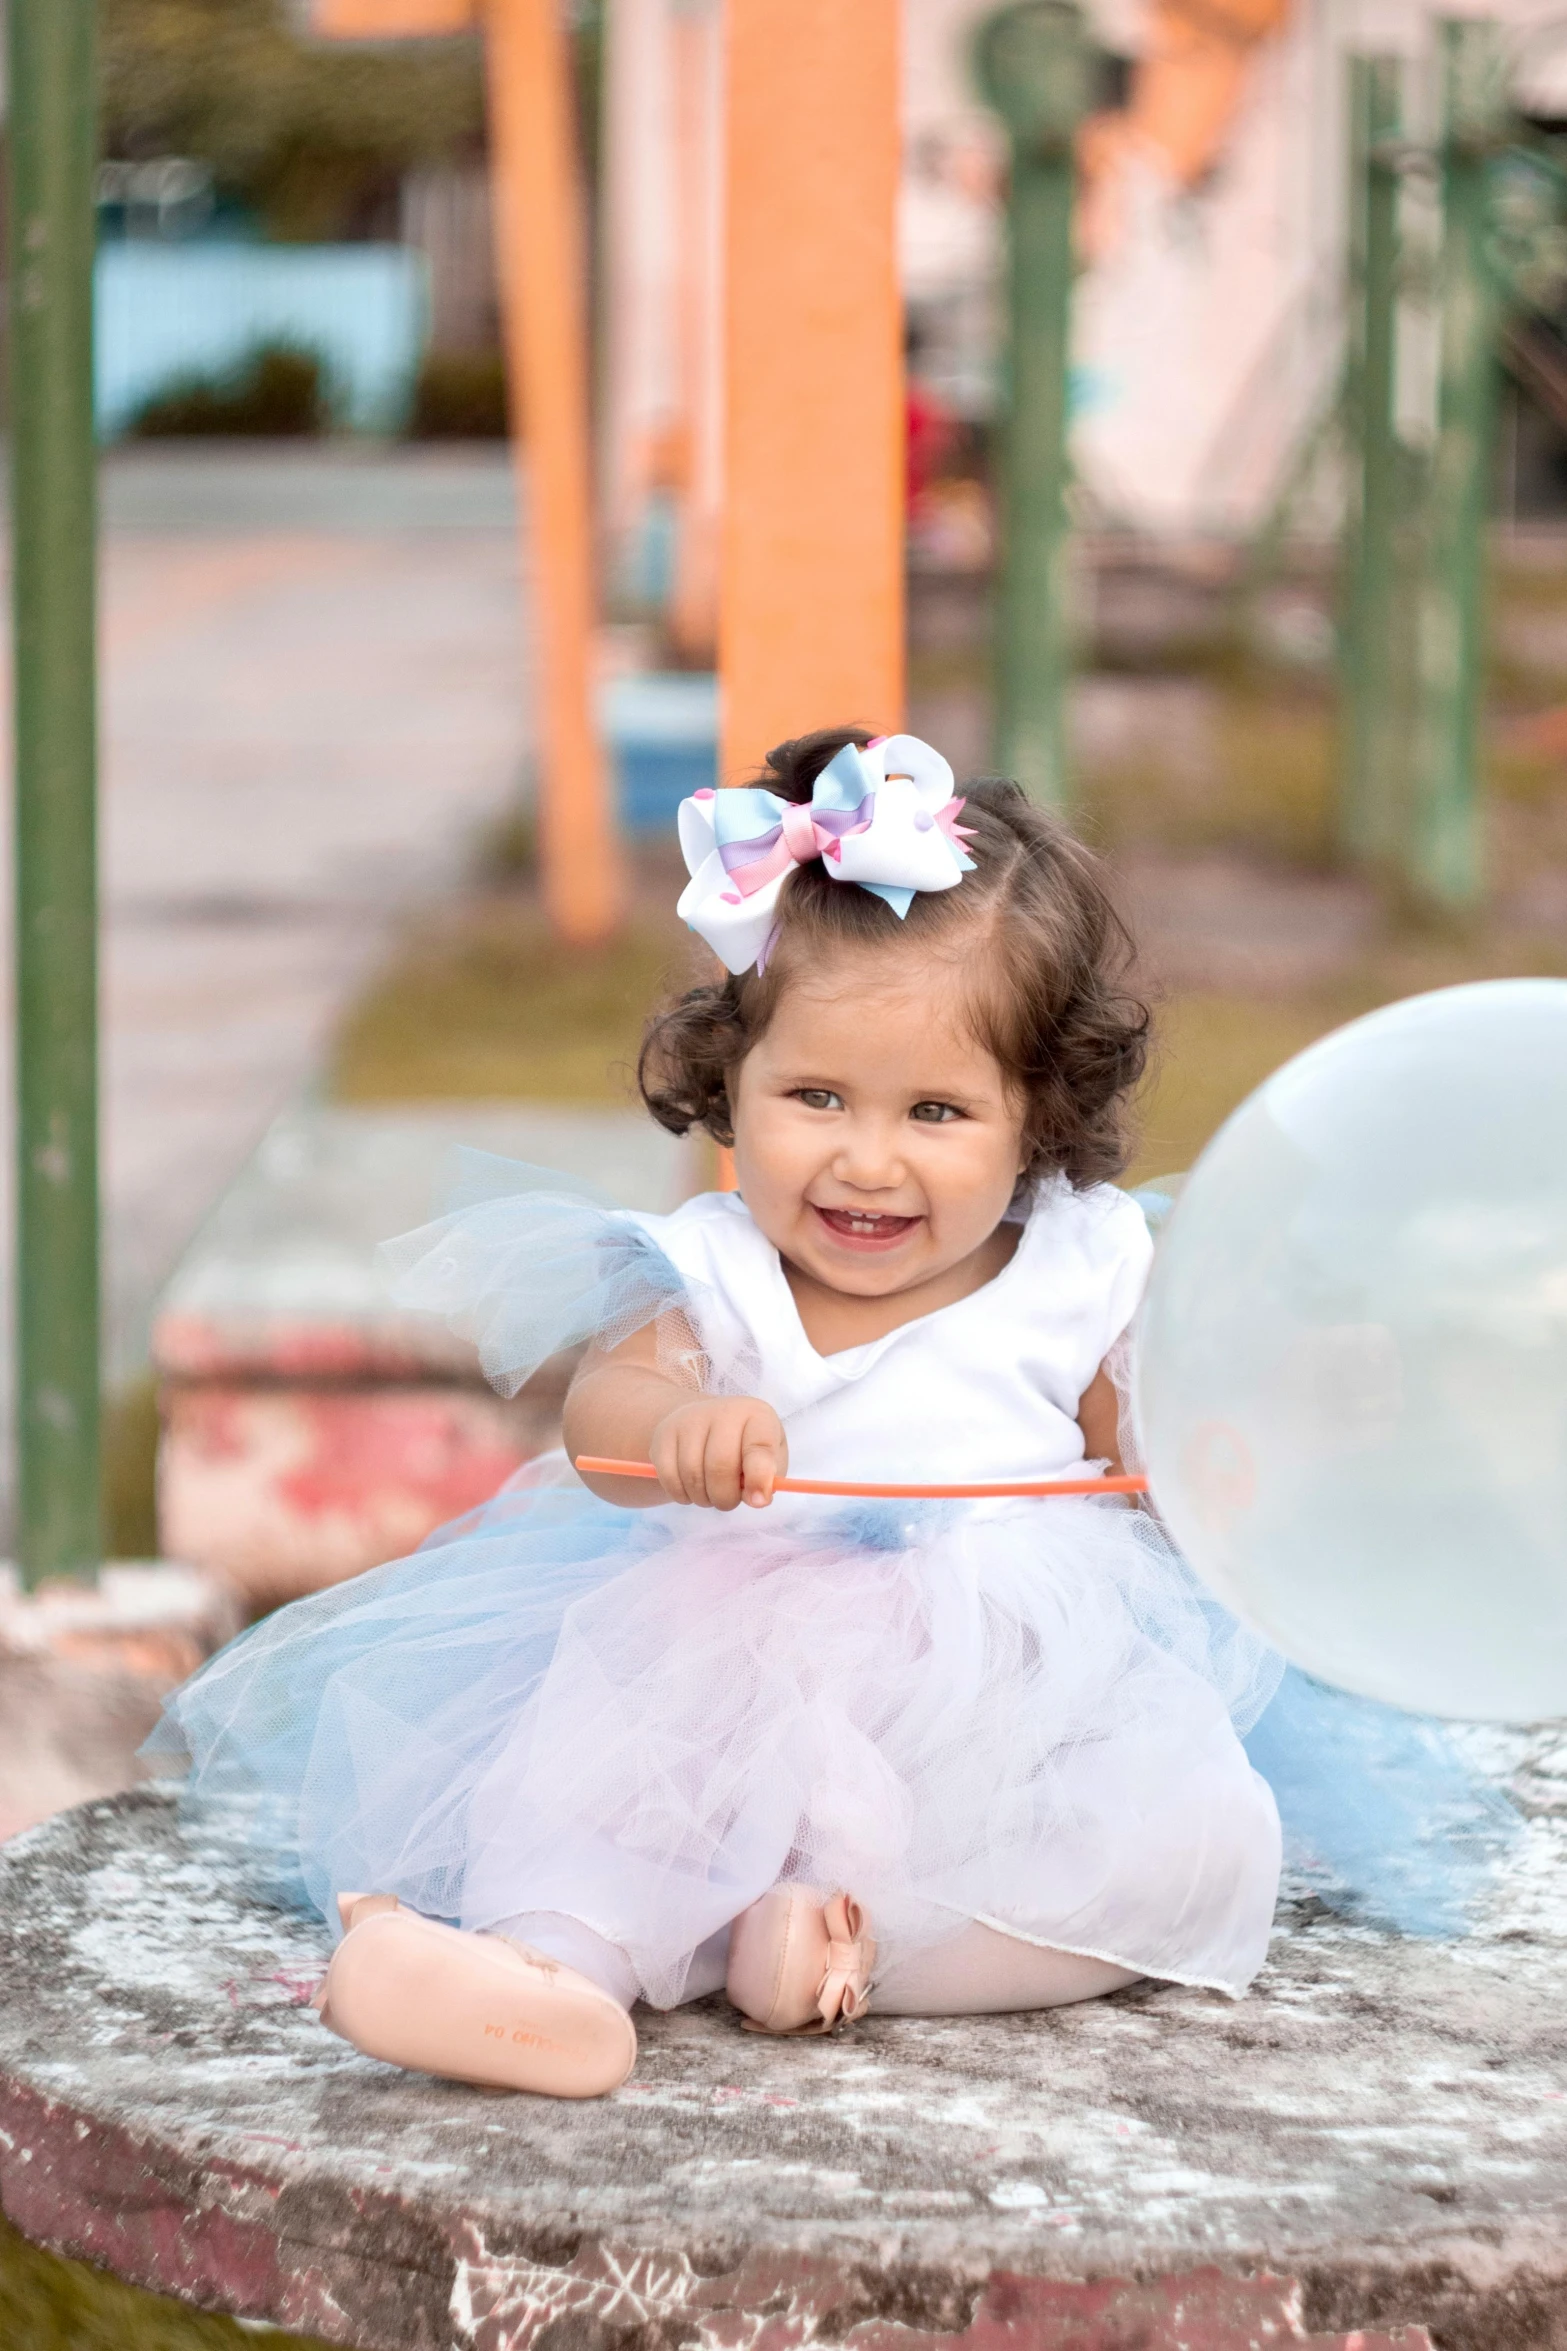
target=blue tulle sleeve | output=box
[378,1152,692,1396]
[1245,1667,1523,1937]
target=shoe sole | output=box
[325,1913,636,2098]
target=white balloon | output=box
[1136,979,1567,1721]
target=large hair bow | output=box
[676,734,976,975]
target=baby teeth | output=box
[819,1205,911,1235]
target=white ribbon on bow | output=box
[676,734,976,975]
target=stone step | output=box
[0,1565,240,1843]
[152,1102,700,1612]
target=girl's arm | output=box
[1076,1361,1126,1477]
[564,1320,788,1511]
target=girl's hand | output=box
[648,1397,788,1510]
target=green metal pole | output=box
[1409,18,1505,913]
[1340,55,1404,868]
[976,1,1092,809]
[7,0,103,1583]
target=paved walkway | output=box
[0,448,531,1525]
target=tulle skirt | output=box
[155,1457,1523,2009]
[157,1458,1294,2002]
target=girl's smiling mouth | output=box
[812,1205,923,1250]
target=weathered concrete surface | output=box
[0,1568,240,1841]
[6,1751,1567,2351]
[154,1105,698,1607]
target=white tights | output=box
[872,1923,1139,2013]
[497,1910,1139,2017]
[497,1911,643,2008]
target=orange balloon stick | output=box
[574,1457,1150,1500]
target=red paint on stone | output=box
[445,2230,1438,2351]
[0,2078,290,2328]
[172,1390,253,1464]
[159,1382,540,1610]
[271,1392,522,1522]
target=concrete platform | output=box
[6,1750,1567,2351]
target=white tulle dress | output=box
[158,1158,1295,2007]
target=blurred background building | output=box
[38,0,1567,523]
[5,0,1559,551]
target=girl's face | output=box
[729,941,1028,1299]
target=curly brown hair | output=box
[639,726,1150,1189]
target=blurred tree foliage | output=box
[100,0,486,242]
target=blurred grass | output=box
[331,549,1567,1183]
[104,1375,160,1561]
[1083,688,1337,867]
[1128,923,1567,1185]
[332,903,693,1104]
[1127,993,1348,1183]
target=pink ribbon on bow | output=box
[813,1892,876,2030]
[930,799,974,853]
[719,797,877,905]
[719,793,971,906]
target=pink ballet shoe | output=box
[726,1886,876,2035]
[315,1895,636,2098]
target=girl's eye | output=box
[910,1100,962,1124]
[794,1088,843,1112]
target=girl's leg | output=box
[318,1895,636,2097]
[874,1922,1140,2015]
[494,1910,640,2009]
[497,1914,733,2008]
[724,1889,1135,2028]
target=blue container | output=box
[600,673,719,838]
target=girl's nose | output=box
[831,1120,905,1191]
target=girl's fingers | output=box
[651,1402,781,1509]
[703,1421,744,1511]
[654,1418,703,1504]
[677,1421,711,1507]
[741,1431,777,1508]
[650,1429,686,1503]
[744,1410,786,1506]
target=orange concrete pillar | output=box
[719,0,904,781]
[307,0,622,944]
[486,0,625,942]
[310,0,472,27]
[669,0,723,663]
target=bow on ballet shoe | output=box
[743,1891,877,2036]
[677,734,976,974]
[815,1892,876,2031]
[728,1884,879,2035]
